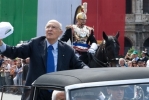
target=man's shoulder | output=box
[85,25,94,31]
[26,36,46,46]
[58,40,70,46]
[65,25,73,29]
[65,25,79,29]
[31,36,46,41]
[29,36,46,44]
[58,40,73,49]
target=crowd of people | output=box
[0,55,29,94]
[118,49,149,67]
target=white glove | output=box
[90,43,98,50]
[88,43,98,53]
[88,48,95,53]
[0,22,14,39]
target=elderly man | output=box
[118,58,127,67]
[0,20,88,100]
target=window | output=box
[143,0,149,14]
[126,0,132,14]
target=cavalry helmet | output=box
[76,12,87,20]
[76,2,87,20]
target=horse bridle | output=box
[89,40,119,67]
[88,45,110,67]
[90,53,110,67]
[103,40,120,66]
[103,46,116,67]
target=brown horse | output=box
[88,31,120,67]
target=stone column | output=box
[136,0,141,14]
[140,0,143,13]
[135,0,142,22]
[132,0,136,14]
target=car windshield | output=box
[69,84,149,100]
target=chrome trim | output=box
[65,78,149,100]
[33,87,36,100]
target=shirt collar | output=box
[46,39,58,50]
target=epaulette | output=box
[86,25,94,31]
[65,25,73,29]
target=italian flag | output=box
[0,0,125,55]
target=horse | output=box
[88,31,120,67]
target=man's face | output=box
[134,54,138,58]
[77,18,86,26]
[26,58,30,64]
[16,62,21,67]
[127,61,132,67]
[119,60,125,66]
[55,91,66,100]
[138,61,144,67]
[107,87,125,100]
[4,60,8,64]
[45,21,62,42]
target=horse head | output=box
[89,31,120,67]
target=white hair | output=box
[46,19,62,30]
[119,58,126,64]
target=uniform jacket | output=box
[60,28,97,45]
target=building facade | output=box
[125,0,149,54]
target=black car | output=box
[1,67,149,100]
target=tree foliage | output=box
[127,47,141,58]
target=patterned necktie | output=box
[47,45,55,73]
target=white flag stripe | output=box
[37,0,82,37]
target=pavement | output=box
[0,92,21,100]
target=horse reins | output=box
[90,53,109,67]
[91,42,117,67]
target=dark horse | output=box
[88,31,120,67]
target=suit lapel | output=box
[38,40,66,71]
[39,39,47,71]
[57,41,65,71]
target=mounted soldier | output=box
[60,2,98,64]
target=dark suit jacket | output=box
[22,64,29,81]
[141,57,148,63]
[2,36,86,86]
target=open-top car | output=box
[1,67,149,100]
